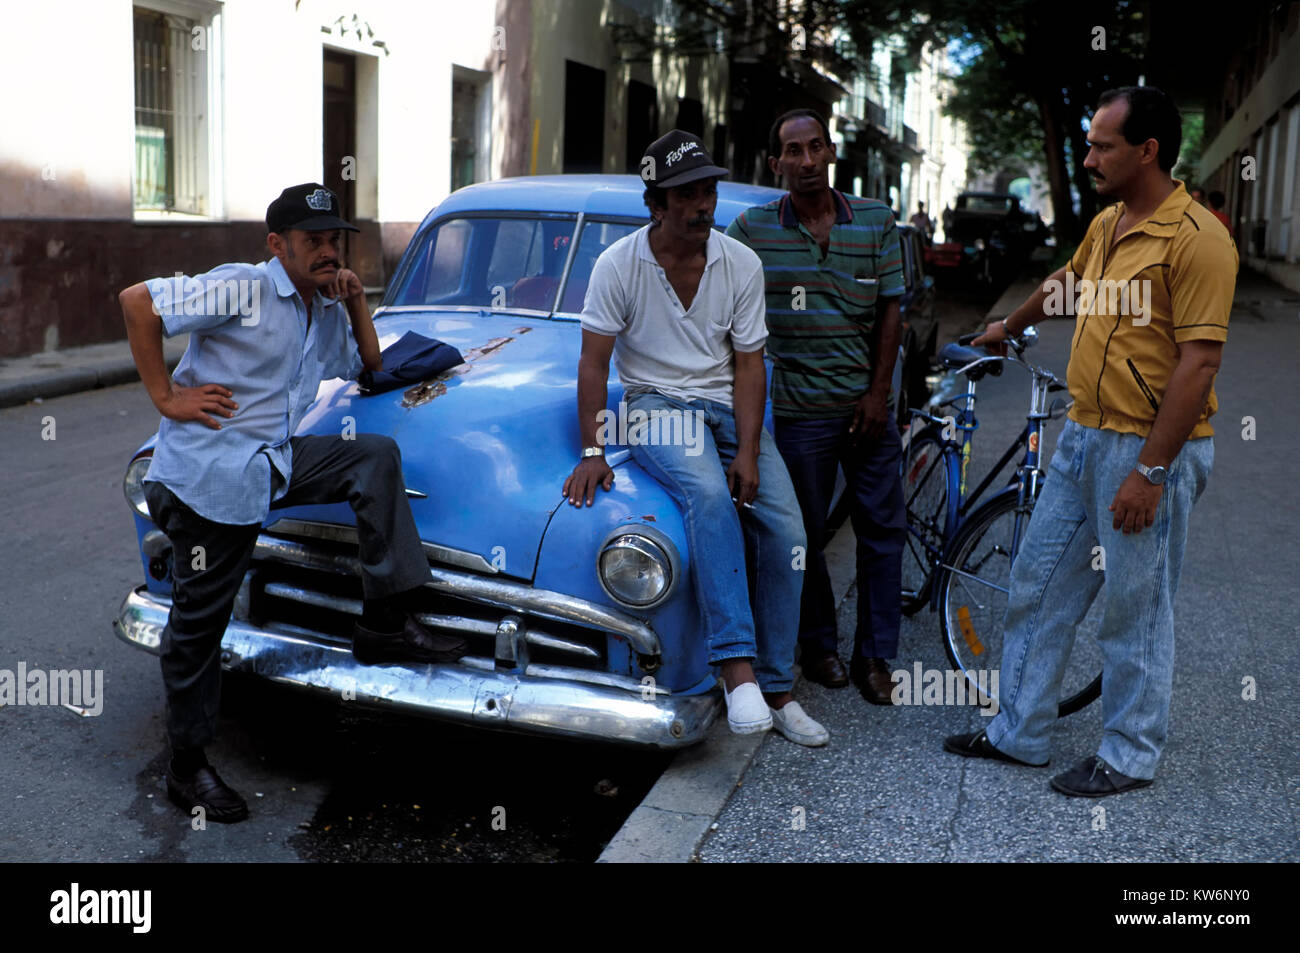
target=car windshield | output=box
[389,215,641,313]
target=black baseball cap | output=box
[641,130,730,189]
[266,183,359,233]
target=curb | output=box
[0,338,189,410]
[598,519,857,863]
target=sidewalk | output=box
[603,265,1300,863]
[0,336,189,409]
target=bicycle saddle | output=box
[940,334,1003,380]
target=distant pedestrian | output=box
[910,202,934,243]
[1208,190,1231,232]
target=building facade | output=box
[1199,2,1300,292]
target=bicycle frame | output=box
[905,334,1063,610]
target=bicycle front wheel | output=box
[937,491,1102,718]
[900,428,950,614]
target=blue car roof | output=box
[421,174,786,229]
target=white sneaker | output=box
[723,681,772,734]
[769,701,830,747]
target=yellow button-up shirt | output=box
[1065,181,1237,439]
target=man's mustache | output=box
[688,217,713,227]
[312,259,341,271]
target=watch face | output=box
[1142,465,1167,485]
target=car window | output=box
[557,220,642,313]
[391,216,577,309]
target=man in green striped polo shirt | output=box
[725,109,908,705]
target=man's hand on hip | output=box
[563,457,614,507]
[157,383,237,431]
[1109,469,1162,534]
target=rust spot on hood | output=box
[401,326,535,408]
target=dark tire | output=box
[900,428,950,615]
[936,489,1102,718]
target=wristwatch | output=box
[1135,462,1167,485]
[582,446,605,459]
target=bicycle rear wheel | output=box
[937,490,1102,718]
[900,428,950,614]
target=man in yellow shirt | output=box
[943,86,1237,796]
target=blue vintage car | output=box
[115,174,927,748]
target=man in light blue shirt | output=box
[119,183,465,824]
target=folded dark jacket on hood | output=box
[358,331,465,395]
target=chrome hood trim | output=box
[265,518,498,575]
[114,589,714,748]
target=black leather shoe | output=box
[801,651,849,688]
[943,729,1048,767]
[353,615,468,665]
[849,656,896,705]
[1050,756,1153,797]
[165,764,249,823]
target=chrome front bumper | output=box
[113,587,718,748]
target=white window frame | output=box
[131,0,224,222]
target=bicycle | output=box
[900,326,1103,717]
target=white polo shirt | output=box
[580,224,767,406]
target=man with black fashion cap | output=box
[119,183,466,823]
[563,132,828,747]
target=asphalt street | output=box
[700,271,1300,862]
[0,383,668,862]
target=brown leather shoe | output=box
[850,656,896,705]
[801,651,849,689]
[353,615,468,665]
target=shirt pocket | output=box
[841,270,879,319]
[1126,358,1160,413]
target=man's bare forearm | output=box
[345,296,382,372]
[1004,265,1069,334]
[577,355,609,448]
[869,299,901,399]
[732,353,766,457]
[119,283,174,409]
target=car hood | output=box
[286,309,613,580]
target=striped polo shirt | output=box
[726,189,905,418]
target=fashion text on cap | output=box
[642,130,730,190]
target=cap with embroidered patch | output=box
[641,130,730,190]
[266,183,359,233]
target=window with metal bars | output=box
[133,6,209,215]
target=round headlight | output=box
[599,534,672,608]
[123,454,153,518]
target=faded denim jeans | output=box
[626,391,806,692]
[985,419,1213,778]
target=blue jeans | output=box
[626,391,806,693]
[985,420,1213,778]
[773,413,906,659]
